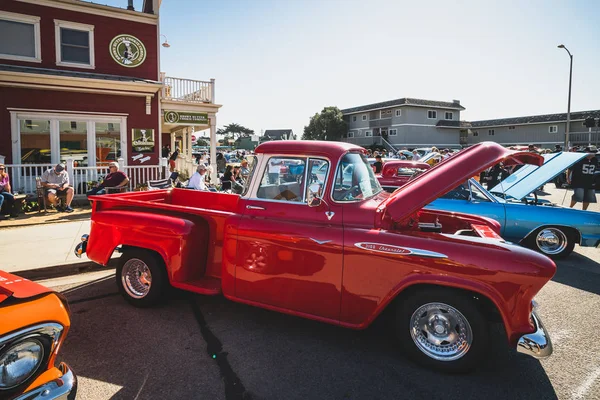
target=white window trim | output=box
[0,11,41,63]
[549,125,558,133]
[395,109,401,117]
[10,110,127,167]
[389,129,397,136]
[348,131,355,138]
[54,19,95,69]
[365,131,372,137]
[445,112,454,120]
[362,114,367,121]
[427,110,437,119]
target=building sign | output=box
[132,129,155,153]
[109,34,147,68]
[164,111,209,125]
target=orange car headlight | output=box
[0,339,45,389]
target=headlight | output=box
[0,339,45,389]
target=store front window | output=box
[95,121,121,166]
[59,120,88,166]
[19,119,51,164]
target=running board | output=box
[171,277,221,295]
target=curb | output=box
[14,259,118,281]
[1,214,91,230]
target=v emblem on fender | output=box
[310,238,331,245]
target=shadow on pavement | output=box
[57,276,557,400]
[552,252,600,296]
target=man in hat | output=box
[568,147,598,210]
[41,163,74,212]
[553,144,563,153]
[87,162,129,197]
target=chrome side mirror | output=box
[307,183,322,207]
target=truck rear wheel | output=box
[395,288,489,373]
[117,249,168,307]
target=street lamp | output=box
[160,34,170,48]
[558,44,573,149]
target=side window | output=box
[307,158,329,198]
[257,157,306,202]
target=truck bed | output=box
[89,189,241,281]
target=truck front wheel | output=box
[395,288,489,373]
[117,249,168,307]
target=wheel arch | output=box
[520,224,581,246]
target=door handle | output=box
[246,205,266,210]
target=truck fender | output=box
[86,211,209,284]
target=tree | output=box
[196,138,209,147]
[302,106,347,141]
[217,123,254,139]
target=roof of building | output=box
[0,64,162,85]
[341,98,465,114]
[470,110,600,128]
[263,129,294,139]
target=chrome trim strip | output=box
[516,310,553,359]
[0,323,63,354]
[14,362,77,400]
[246,205,265,210]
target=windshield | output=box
[333,152,382,201]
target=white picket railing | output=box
[4,162,168,196]
[162,75,214,103]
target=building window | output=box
[473,131,479,137]
[362,115,367,121]
[488,129,495,136]
[365,131,372,137]
[348,131,355,138]
[389,129,397,136]
[96,121,121,166]
[380,110,392,118]
[54,20,95,68]
[0,11,41,62]
[508,126,516,130]
[549,125,558,133]
[445,112,453,120]
[352,116,357,122]
[427,110,437,119]
[395,109,401,117]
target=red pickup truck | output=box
[76,141,554,373]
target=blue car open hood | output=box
[490,152,587,200]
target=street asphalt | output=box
[7,185,600,399]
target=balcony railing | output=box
[161,73,215,103]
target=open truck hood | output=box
[0,270,52,305]
[489,152,588,200]
[376,142,544,226]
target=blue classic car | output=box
[425,152,600,258]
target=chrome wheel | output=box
[121,258,152,299]
[535,228,568,255]
[410,302,473,361]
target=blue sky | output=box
[99,0,600,138]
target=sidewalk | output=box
[0,219,116,279]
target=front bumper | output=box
[516,310,553,359]
[15,362,77,400]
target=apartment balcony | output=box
[369,118,392,128]
[160,72,215,104]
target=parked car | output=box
[425,152,600,258]
[76,141,555,373]
[377,160,430,192]
[0,271,76,399]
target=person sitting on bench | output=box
[0,164,18,218]
[87,162,129,197]
[42,163,74,212]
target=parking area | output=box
[48,250,599,399]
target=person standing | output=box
[568,149,598,210]
[372,155,383,174]
[169,147,179,172]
